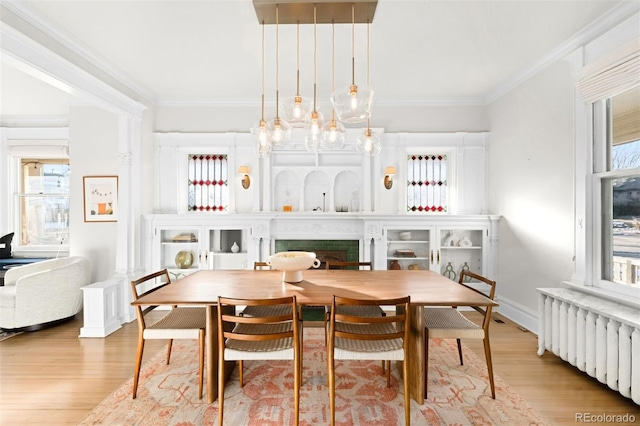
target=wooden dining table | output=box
[131,268,497,405]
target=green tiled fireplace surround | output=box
[274,240,359,263]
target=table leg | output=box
[408,305,425,404]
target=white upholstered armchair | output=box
[0,256,91,331]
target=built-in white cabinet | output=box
[380,217,497,279]
[143,215,252,277]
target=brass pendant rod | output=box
[261,21,265,121]
[296,21,300,96]
[331,21,336,121]
[275,5,280,119]
[313,4,318,112]
[351,3,355,86]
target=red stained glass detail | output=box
[198,206,204,211]
[218,180,224,186]
[438,155,443,160]
[205,180,210,185]
[411,155,416,160]
[192,180,198,185]
[199,155,204,160]
[205,155,210,160]
[205,206,210,211]
[418,181,423,186]
[418,206,424,211]
[431,206,437,211]
[411,206,417,211]
[411,181,416,186]
[437,206,443,211]
[424,181,429,186]
[437,181,443,186]
[199,180,204,186]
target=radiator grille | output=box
[537,288,639,404]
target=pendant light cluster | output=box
[252,1,380,157]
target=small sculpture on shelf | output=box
[231,242,239,253]
[389,260,401,270]
[175,251,194,269]
[460,262,471,281]
[443,261,456,280]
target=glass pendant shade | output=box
[322,118,346,147]
[330,85,374,123]
[281,95,311,127]
[356,127,382,156]
[304,110,325,152]
[267,117,291,146]
[253,119,272,158]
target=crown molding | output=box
[485,1,640,104]
[155,96,486,108]
[2,0,157,106]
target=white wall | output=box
[488,60,575,314]
[68,106,119,282]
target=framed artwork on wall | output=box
[83,176,118,222]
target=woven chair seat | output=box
[424,308,485,339]
[143,307,207,339]
[334,305,385,317]
[334,322,404,359]
[225,321,295,360]
[241,304,292,317]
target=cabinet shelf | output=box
[440,246,482,250]
[388,240,429,244]
[387,256,430,260]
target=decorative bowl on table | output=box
[266,251,321,283]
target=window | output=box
[406,154,448,212]
[594,86,640,289]
[187,154,228,211]
[18,159,70,246]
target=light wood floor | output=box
[1,311,638,425]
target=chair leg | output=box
[403,354,411,426]
[239,360,244,387]
[483,336,496,399]
[218,348,225,426]
[294,344,300,425]
[328,349,336,426]
[423,328,429,398]
[457,338,464,365]
[132,336,145,399]
[198,329,205,400]
[386,360,391,387]
[166,339,173,364]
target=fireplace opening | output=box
[274,240,359,269]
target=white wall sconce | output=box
[238,165,251,189]
[384,166,396,190]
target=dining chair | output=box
[130,269,206,399]
[253,261,270,270]
[217,296,301,426]
[323,261,386,363]
[327,295,411,426]
[423,270,497,399]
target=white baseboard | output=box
[494,295,538,335]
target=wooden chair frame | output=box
[217,296,301,426]
[327,295,411,426]
[424,270,497,399]
[130,269,206,399]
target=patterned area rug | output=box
[0,330,22,342]
[79,328,549,425]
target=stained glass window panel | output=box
[406,154,448,213]
[188,154,228,212]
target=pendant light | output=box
[322,21,346,148]
[330,3,374,124]
[254,21,272,158]
[266,4,291,146]
[281,22,310,127]
[356,20,381,156]
[305,4,325,153]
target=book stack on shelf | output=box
[394,249,416,258]
[172,233,197,242]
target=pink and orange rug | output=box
[79,328,549,425]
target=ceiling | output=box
[0,0,631,118]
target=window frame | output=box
[5,136,70,255]
[403,146,456,215]
[588,93,640,300]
